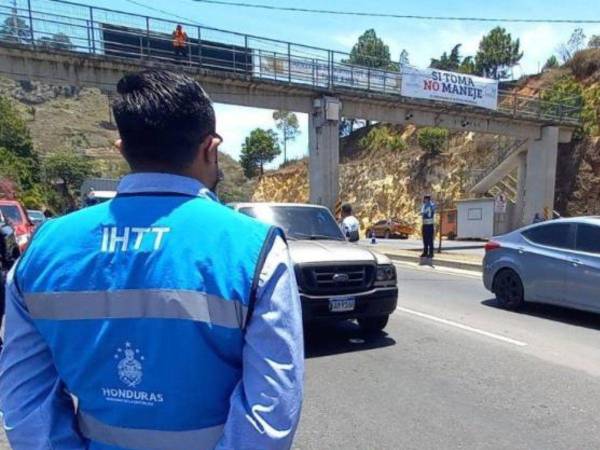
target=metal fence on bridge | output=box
[0,0,583,126]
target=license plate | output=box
[329,297,356,312]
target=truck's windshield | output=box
[239,205,345,241]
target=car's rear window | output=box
[0,205,23,224]
[575,223,600,254]
[522,223,574,249]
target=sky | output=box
[48,0,600,167]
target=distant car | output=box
[27,209,46,227]
[483,217,600,313]
[367,218,414,239]
[0,200,34,252]
[231,202,398,332]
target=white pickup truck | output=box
[230,203,398,332]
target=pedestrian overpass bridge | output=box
[0,0,583,227]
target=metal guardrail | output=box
[0,0,583,126]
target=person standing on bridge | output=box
[421,194,436,259]
[172,24,188,60]
[0,70,304,450]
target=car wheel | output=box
[358,315,389,333]
[493,269,524,310]
[384,230,391,239]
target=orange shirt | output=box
[173,30,187,48]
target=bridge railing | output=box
[0,0,583,126]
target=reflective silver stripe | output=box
[24,289,247,329]
[423,219,435,225]
[78,411,224,450]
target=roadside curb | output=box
[384,252,483,273]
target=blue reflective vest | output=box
[16,193,278,450]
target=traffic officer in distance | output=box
[421,194,436,259]
[0,70,304,450]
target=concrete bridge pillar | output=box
[309,96,341,211]
[523,126,559,225]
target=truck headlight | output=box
[376,264,396,282]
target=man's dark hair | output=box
[112,70,215,171]
[342,203,353,215]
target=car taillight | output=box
[485,241,501,252]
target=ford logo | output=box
[332,273,349,283]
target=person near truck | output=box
[340,203,360,242]
[172,24,188,59]
[0,70,304,450]
[421,194,436,258]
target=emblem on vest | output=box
[101,342,164,407]
[116,342,144,388]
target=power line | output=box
[123,0,202,25]
[190,0,600,24]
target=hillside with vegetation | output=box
[0,76,254,213]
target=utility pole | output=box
[11,0,18,38]
[438,192,444,254]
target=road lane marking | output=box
[395,306,528,347]
[393,261,482,279]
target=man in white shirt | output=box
[340,203,360,242]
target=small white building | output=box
[456,197,514,240]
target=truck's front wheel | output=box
[358,315,389,333]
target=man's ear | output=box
[199,135,214,163]
[114,139,124,156]
[202,136,220,164]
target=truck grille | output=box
[298,263,376,295]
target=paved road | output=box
[296,263,600,449]
[3,263,600,449]
[359,238,486,257]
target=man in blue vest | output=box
[0,70,304,450]
[421,194,436,259]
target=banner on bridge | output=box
[401,67,499,110]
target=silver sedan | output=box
[483,217,600,313]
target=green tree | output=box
[431,44,475,74]
[360,125,407,153]
[417,127,449,156]
[38,33,75,51]
[543,55,560,71]
[0,96,40,193]
[0,9,32,44]
[459,56,476,74]
[44,151,98,211]
[0,97,35,160]
[474,27,523,79]
[344,29,398,70]
[541,75,585,136]
[588,35,600,49]
[240,128,281,178]
[272,110,300,163]
[399,49,410,66]
[431,44,462,71]
[557,28,587,63]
